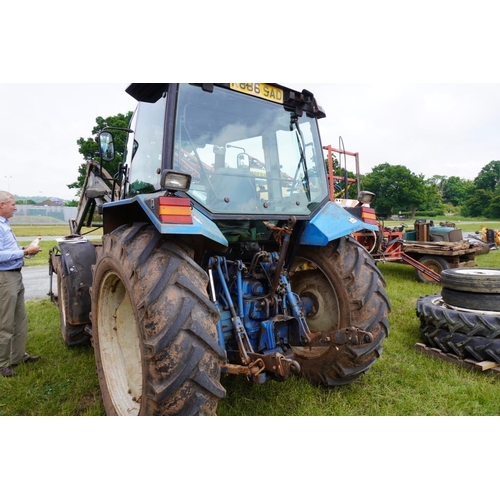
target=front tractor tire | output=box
[290,236,390,386]
[91,223,226,416]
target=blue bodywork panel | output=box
[104,195,229,248]
[300,201,378,246]
[104,196,375,249]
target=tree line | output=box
[356,160,500,219]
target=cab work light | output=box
[161,170,192,192]
[158,197,193,224]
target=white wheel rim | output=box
[447,269,500,277]
[98,271,142,416]
[431,295,500,317]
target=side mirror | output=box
[99,131,115,162]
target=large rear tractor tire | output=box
[91,223,226,416]
[289,236,390,386]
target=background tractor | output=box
[49,83,390,416]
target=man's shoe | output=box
[0,366,16,377]
[12,355,40,367]
[23,355,40,364]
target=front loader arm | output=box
[69,161,117,235]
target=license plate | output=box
[230,83,283,104]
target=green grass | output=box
[12,225,103,238]
[18,235,102,268]
[2,229,500,415]
[0,300,104,416]
[12,225,72,268]
[11,225,70,237]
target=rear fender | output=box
[56,240,96,325]
[102,196,228,250]
[300,201,379,246]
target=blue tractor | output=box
[49,83,390,415]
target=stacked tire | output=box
[416,268,500,363]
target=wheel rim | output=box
[431,295,500,317]
[289,258,340,358]
[446,269,500,277]
[425,262,442,273]
[98,271,142,416]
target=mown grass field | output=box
[1,222,500,416]
[12,225,102,268]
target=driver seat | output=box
[208,168,259,212]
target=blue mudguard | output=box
[300,201,378,246]
[104,196,229,248]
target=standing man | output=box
[0,191,42,378]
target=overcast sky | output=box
[1,82,499,201]
[0,83,136,200]
[298,83,500,181]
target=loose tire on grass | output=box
[414,255,450,283]
[289,236,390,386]
[441,268,500,294]
[416,294,500,339]
[91,223,226,416]
[420,325,500,363]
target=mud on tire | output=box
[91,223,226,416]
[289,236,390,386]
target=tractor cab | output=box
[122,83,329,221]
